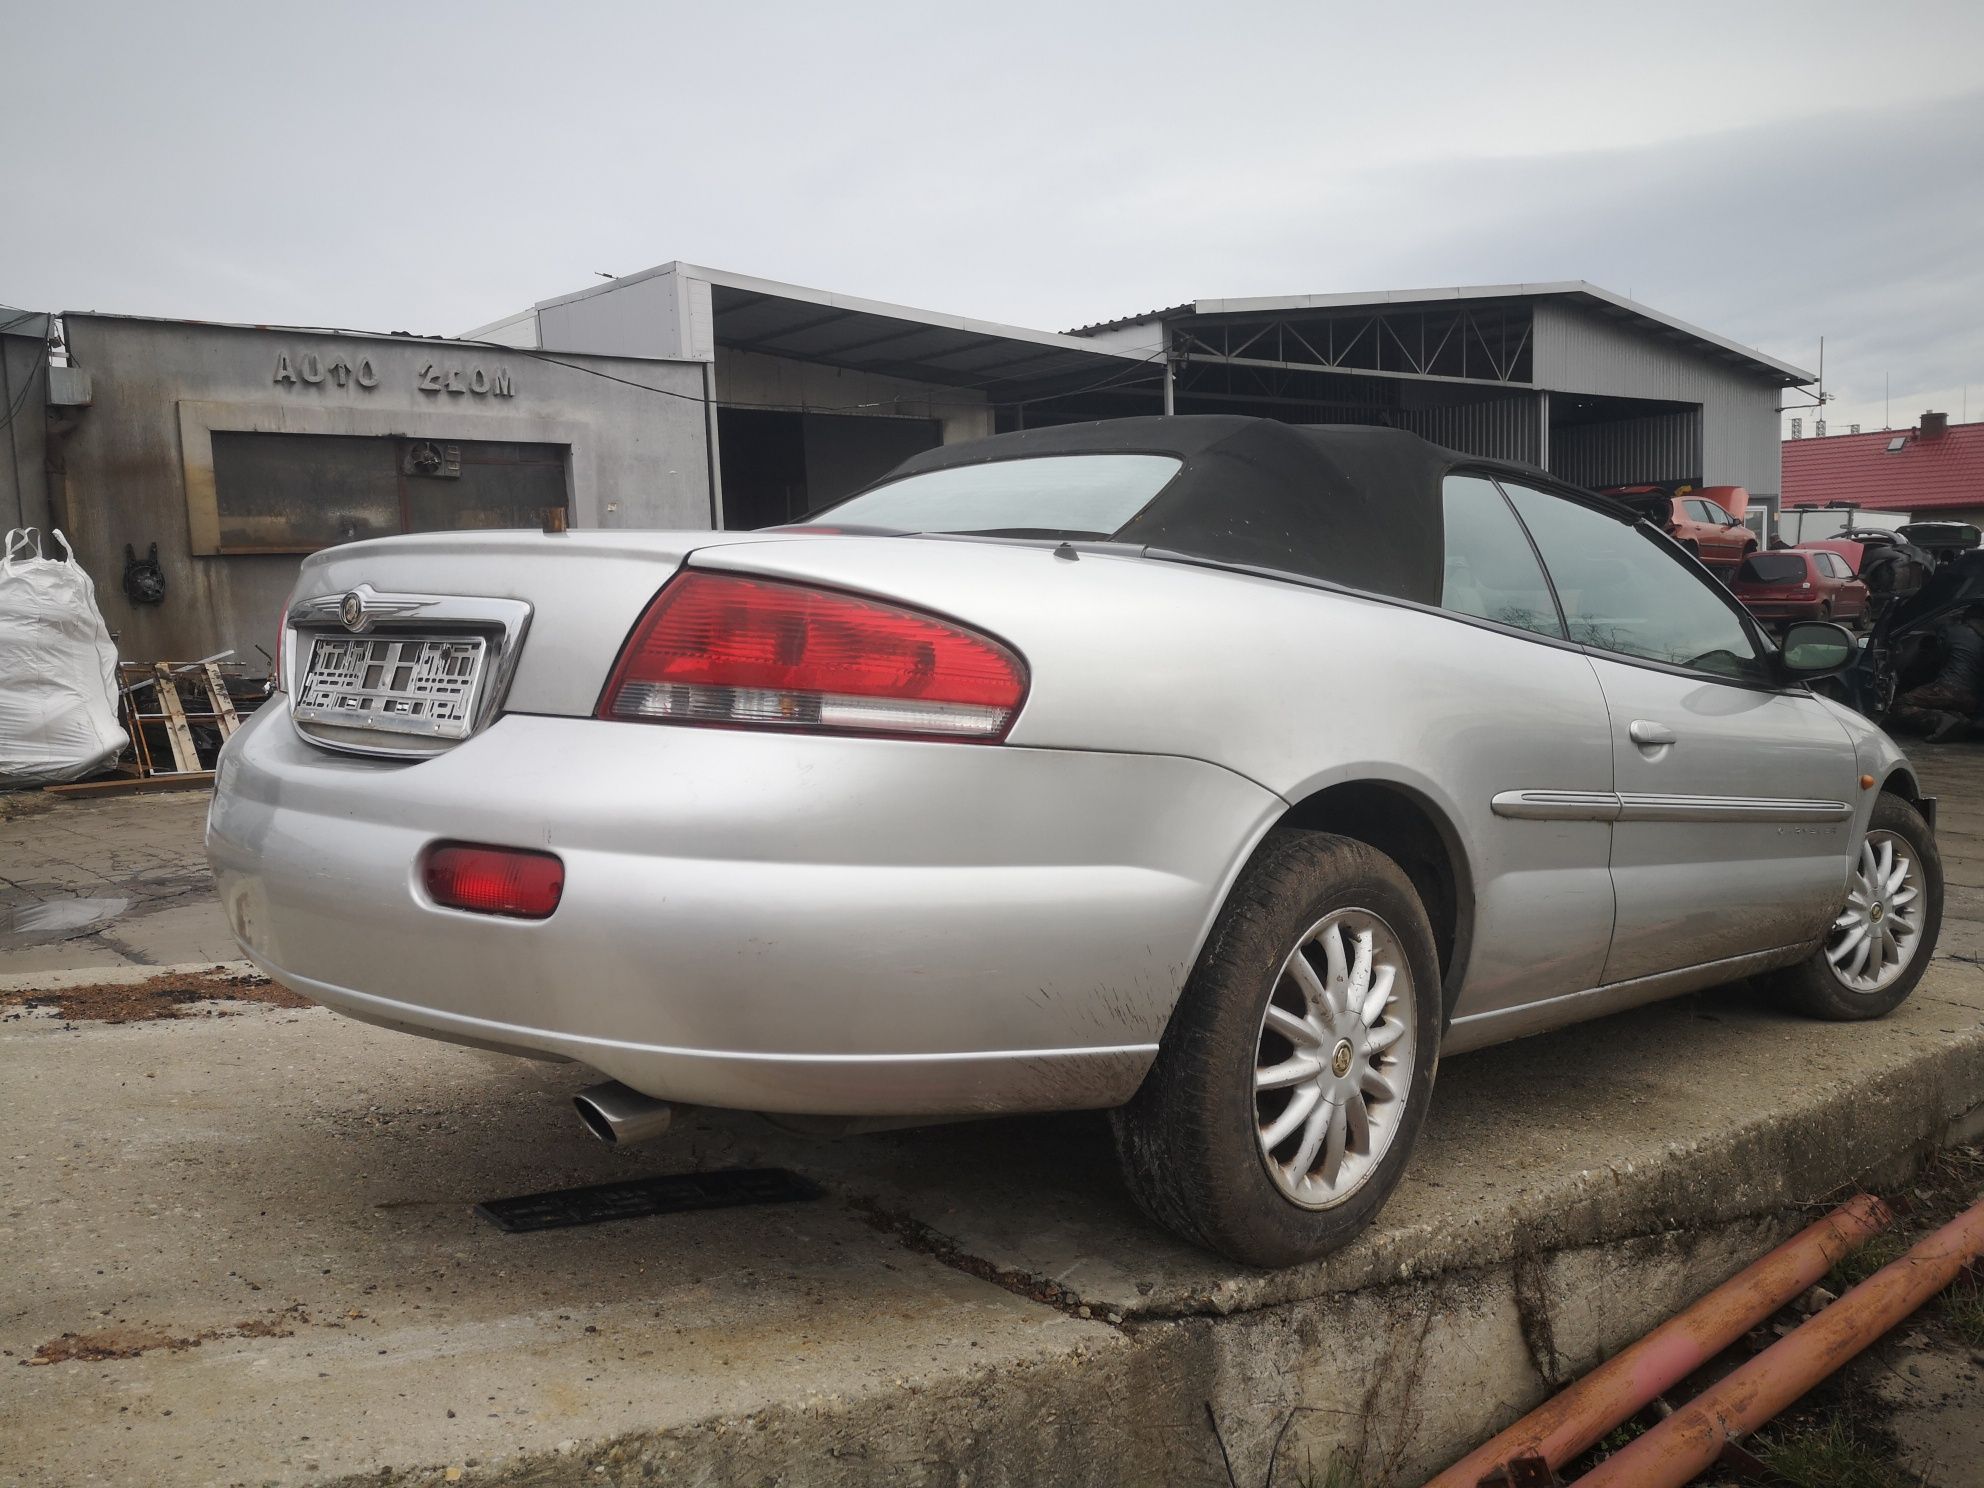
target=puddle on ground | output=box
[1,896,130,947]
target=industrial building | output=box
[2,311,711,662]
[2,269,1811,666]
[474,266,1814,526]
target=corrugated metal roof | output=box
[1783,420,1984,511]
[1066,283,1813,387]
[1064,305,1193,336]
[0,305,50,338]
[531,262,1156,391]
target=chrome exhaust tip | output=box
[573,1081,674,1146]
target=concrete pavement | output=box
[4,751,1984,1485]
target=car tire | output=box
[1763,794,1941,1021]
[1682,539,1700,559]
[1110,830,1442,1267]
[1819,602,1833,621]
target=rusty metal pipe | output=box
[1574,1191,1984,1488]
[1422,1194,1891,1488]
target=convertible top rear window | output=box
[838,417,1467,604]
[817,454,1181,538]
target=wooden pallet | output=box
[43,771,215,799]
[115,661,253,777]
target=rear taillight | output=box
[424,843,565,919]
[596,571,1026,741]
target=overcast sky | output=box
[4,0,1980,434]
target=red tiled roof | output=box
[1783,420,1984,512]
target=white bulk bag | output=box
[0,528,128,787]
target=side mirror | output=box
[1778,620,1856,679]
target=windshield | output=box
[811,454,1183,538]
[1737,553,1808,584]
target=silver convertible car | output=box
[208,417,1943,1267]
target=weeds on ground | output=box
[1289,1453,1360,1488]
[1943,1272,1984,1349]
[1750,1417,1916,1488]
[1593,1421,1642,1453]
[1825,1230,1908,1294]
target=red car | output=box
[1729,549,1870,626]
[1607,487,1759,567]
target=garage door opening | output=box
[718,409,940,529]
[207,433,569,554]
[1548,395,1703,491]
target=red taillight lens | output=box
[424,843,565,920]
[596,571,1027,741]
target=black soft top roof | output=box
[869,415,1586,606]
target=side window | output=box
[1500,481,1768,684]
[1439,475,1564,639]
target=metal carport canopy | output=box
[1167,282,1816,388]
[688,264,1157,391]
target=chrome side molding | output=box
[1492,789,1851,824]
[1615,793,1850,824]
[1487,790,1623,822]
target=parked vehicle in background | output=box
[206,417,1941,1268]
[1778,506,1909,546]
[1730,549,1871,626]
[1796,531,1934,622]
[1607,486,1757,567]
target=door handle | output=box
[1629,720,1677,748]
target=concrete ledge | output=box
[7,955,1980,1487]
[782,964,1984,1326]
[9,743,1984,1485]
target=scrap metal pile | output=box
[1860,550,1984,742]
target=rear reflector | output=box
[597,571,1026,741]
[424,843,565,919]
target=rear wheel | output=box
[1764,794,1941,1019]
[1111,831,1441,1267]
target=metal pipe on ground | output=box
[573,1081,674,1145]
[1573,1191,1984,1488]
[1422,1194,1891,1488]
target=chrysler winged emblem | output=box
[303,585,435,634]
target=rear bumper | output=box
[206,705,1279,1116]
[1740,597,1827,619]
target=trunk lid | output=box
[284,530,798,734]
